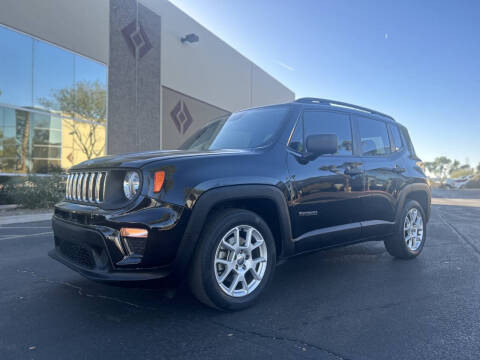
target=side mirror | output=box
[305,134,338,156]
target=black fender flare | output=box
[395,183,431,224]
[170,185,293,279]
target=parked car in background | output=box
[445,175,474,189]
[50,98,431,310]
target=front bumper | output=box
[50,215,179,284]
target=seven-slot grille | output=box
[65,171,107,204]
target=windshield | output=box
[179,106,290,151]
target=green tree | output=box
[39,81,106,160]
[425,156,453,183]
[449,159,461,175]
[450,164,473,179]
[424,161,436,176]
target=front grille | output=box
[66,171,107,204]
[59,241,95,268]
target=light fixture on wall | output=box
[181,33,199,44]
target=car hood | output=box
[70,149,253,170]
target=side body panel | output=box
[287,152,364,251]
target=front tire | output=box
[189,209,276,310]
[384,200,426,259]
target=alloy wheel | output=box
[214,225,268,297]
[404,208,424,251]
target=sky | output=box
[169,0,480,166]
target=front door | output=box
[287,110,364,252]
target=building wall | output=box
[0,0,109,63]
[141,0,294,113]
[0,0,295,168]
[162,87,230,150]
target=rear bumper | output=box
[50,216,174,284]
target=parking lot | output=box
[1,189,480,360]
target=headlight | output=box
[123,171,140,200]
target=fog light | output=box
[120,227,148,238]
[120,228,148,256]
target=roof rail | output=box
[295,97,395,121]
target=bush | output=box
[465,174,480,189]
[0,174,66,209]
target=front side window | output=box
[303,111,353,155]
[180,106,289,151]
[358,117,391,156]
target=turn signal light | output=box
[120,227,148,238]
[154,171,165,193]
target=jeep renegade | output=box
[50,98,431,310]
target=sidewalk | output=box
[0,209,53,225]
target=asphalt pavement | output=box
[1,189,480,359]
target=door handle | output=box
[344,168,362,176]
[392,165,406,173]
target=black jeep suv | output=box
[50,97,431,310]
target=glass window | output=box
[179,117,226,151]
[33,39,74,111]
[0,25,107,174]
[2,107,16,127]
[0,25,33,107]
[73,55,107,123]
[303,111,353,155]
[388,123,403,152]
[180,107,290,150]
[358,117,391,156]
[32,145,61,159]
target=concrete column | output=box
[107,0,161,155]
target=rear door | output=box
[354,116,407,236]
[287,110,364,251]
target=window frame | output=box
[287,109,356,157]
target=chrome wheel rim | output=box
[214,225,268,298]
[404,208,424,251]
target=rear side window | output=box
[302,111,353,155]
[358,117,391,156]
[388,124,404,152]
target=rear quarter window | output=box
[388,123,404,152]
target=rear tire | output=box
[384,200,426,259]
[189,209,276,310]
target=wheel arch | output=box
[395,183,431,224]
[170,185,293,280]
